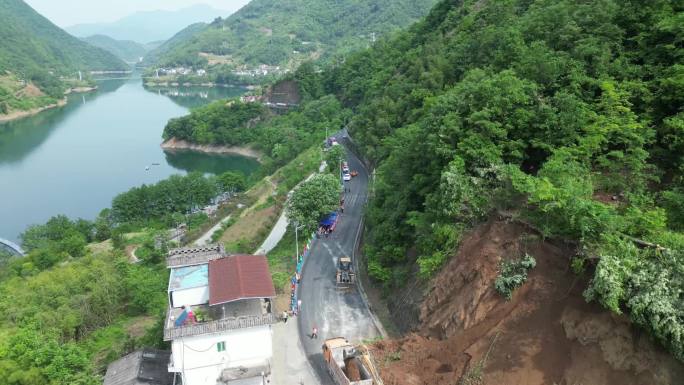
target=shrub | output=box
[494,254,536,300]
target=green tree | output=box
[325,145,346,173]
[217,171,247,193]
[286,174,340,232]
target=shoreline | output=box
[65,86,98,94]
[0,98,67,123]
[143,81,257,90]
[161,137,262,161]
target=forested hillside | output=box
[81,35,148,63]
[0,0,126,74]
[155,0,684,361]
[164,91,349,173]
[0,0,127,115]
[142,22,210,66]
[305,0,683,362]
[149,0,438,69]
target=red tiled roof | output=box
[209,255,276,305]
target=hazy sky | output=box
[24,0,253,27]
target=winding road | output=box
[296,139,380,383]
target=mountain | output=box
[143,22,210,66]
[66,4,233,43]
[0,0,127,116]
[82,35,148,63]
[0,0,127,75]
[149,0,439,69]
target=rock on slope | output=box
[371,220,684,385]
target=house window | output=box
[217,341,226,352]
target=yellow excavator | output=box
[336,256,355,286]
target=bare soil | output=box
[16,83,44,97]
[371,220,684,385]
[264,79,301,105]
[199,52,233,66]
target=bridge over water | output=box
[0,238,24,256]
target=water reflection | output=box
[143,85,248,109]
[0,79,126,165]
[164,149,259,176]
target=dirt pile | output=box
[265,79,301,105]
[371,220,684,385]
[16,83,44,97]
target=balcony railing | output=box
[164,313,277,341]
[166,248,223,268]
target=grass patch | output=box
[221,205,279,252]
[272,146,322,193]
[184,192,254,244]
[216,145,321,253]
[265,227,299,291]
[81,315,153,373]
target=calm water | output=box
[0,77,257,242]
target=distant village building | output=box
[164,245,277,385]
[240,95,261,104]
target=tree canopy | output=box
[286,173,340,233]
[149,0,438,70]
[287,0,684,362]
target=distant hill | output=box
[143,22,209,66]
[0,0,126,116]
[82,35,148,63]
[66,4,234,43]
[149,0,439,69]
[0,0,127,76]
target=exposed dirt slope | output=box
[371,220,684,385]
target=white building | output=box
[164,245,277,385]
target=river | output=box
[0,77,258,242]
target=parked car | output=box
[343,173,352,181]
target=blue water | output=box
[0,77,257,242]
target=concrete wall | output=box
[171,325,273,385]
[170,286,209,308]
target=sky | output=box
[24,0,253,27]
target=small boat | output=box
[152,163,160,166]
[145,166,150,171]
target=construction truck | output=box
[336,256,355,285]
[322,338,375,385]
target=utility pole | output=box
[294,221,305,260]
[371,32,376,44]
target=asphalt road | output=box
[297,139,380,384]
